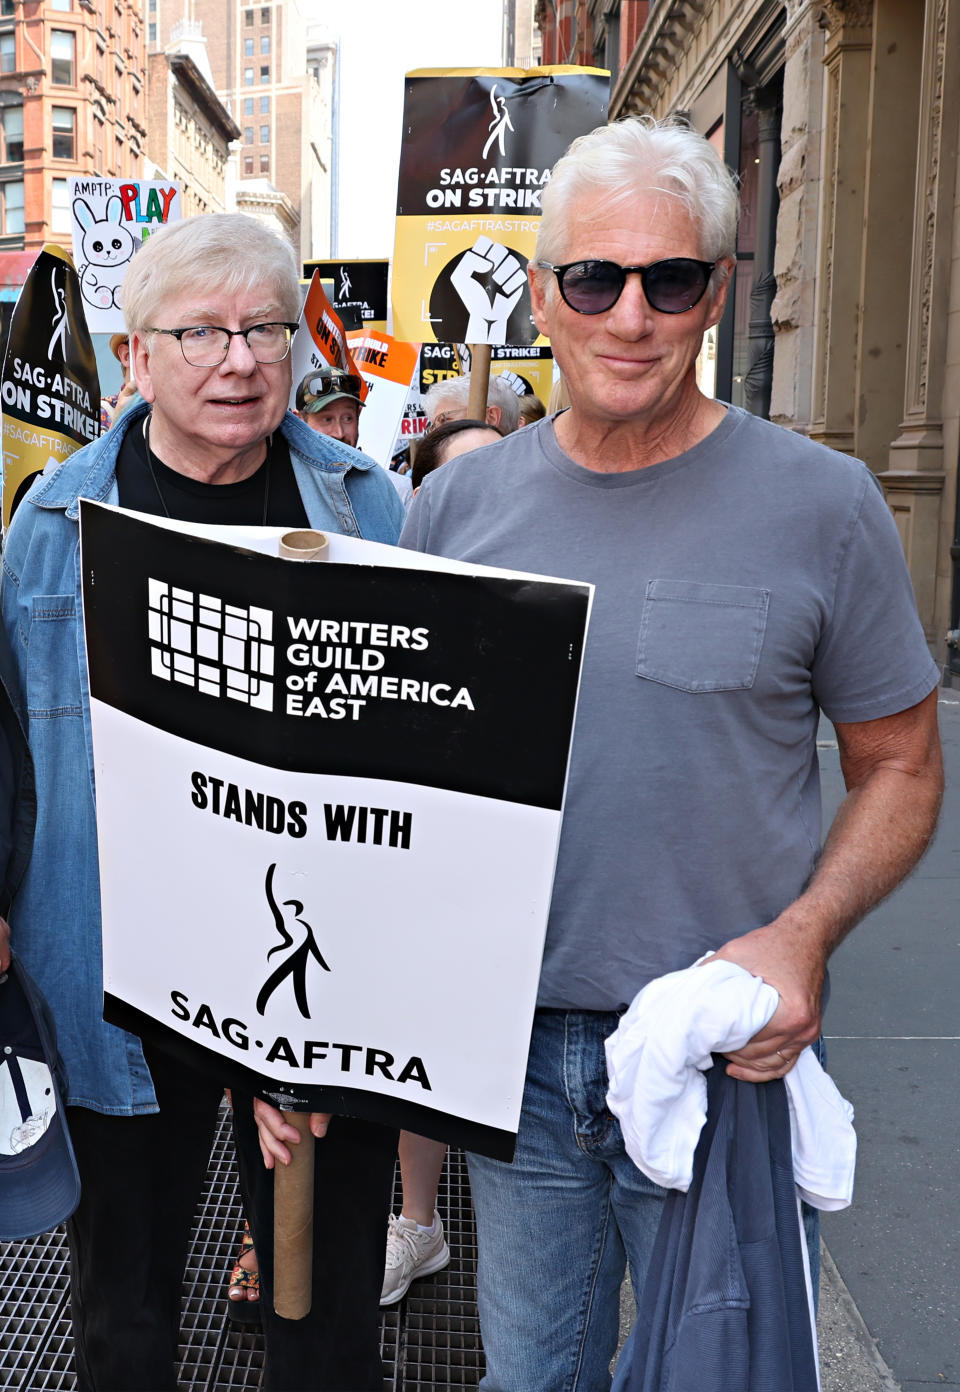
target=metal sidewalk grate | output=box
[0,1104,484,1390]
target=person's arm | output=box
[112,378,140,421]
[713,686,942,1081]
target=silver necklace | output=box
[142,414,272,524]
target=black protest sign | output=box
[1,244,100,527]
[302,260,390,332]
[392,67,608,346]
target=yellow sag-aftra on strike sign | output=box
[393,67,608,347]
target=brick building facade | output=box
[0,0,147,251]
[534,0,647,71]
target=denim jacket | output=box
[0,636,35,921]
[0,402,404,1114]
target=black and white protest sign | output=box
[393,67,609,345]
[81,503,591,1159]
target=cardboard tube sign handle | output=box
[279,529,329,561]
[467,345,491,421]
[273,1111,315,1319]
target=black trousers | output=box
[67,1039,398,1391]
[66,1041,223,1391]
[231,1093,399,1391]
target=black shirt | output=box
[115,414,310,528]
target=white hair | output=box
[536,116,740,270]
[123,213,301,332]
[423,373,522,432]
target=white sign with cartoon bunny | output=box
[70,177,182,333]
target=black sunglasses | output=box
[542,258,716,315]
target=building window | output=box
[244,97,253,115]
[0,0,14,14]
[243,125,253,144]
[259,123,268,144]
[0,33,15,73]
[51,30,76,84]
[2,105,23,161]
[52,177,71,232]
[148,22,156,41]
[259,95,269,113]
[259,64,268,82]
[52,105,76,159]
[259,154,268,173]
[244,37,253,56]
[260,6,268,21]
[260,34,269,54]
[1,178,24,235]
[244,7,253,22]
[50,0,72,10]
[243,155,253,174]
[244,67,253,85]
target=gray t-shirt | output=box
[400,407,939,1010]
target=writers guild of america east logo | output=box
[147,579,275,711]
[256,864,331,1019]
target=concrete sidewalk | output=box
[818,1246,900,1391]
[814,694,960,1390]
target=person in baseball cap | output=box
[0,952,80,1241]
[100,331,139,430]
[295,366,365,447]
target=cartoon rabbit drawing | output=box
[74,195,136,311]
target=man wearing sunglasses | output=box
[401,116,942,1390]
[296,366,365,447]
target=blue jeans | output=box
[467,1010,669,1392]
[468,1011,823,1392]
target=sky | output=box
[329,0,506,257]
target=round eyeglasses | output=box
[540,258,716,316]
[148,321,300,366]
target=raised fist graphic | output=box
[449,236,527,342]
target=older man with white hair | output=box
[1,213,404,1392]
[400,117,942,1389]
[423,370,522,433]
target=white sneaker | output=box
[380,1210,450,1305]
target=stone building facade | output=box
[148,0,333,261]
[504,0,544,66]
[0,0,147,250]
[540,0,960,667]
[145,37,240,218]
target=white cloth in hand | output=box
[604,955,856,1210]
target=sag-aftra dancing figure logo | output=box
[255,864,330,1019]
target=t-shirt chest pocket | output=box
[636,579,770,693]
